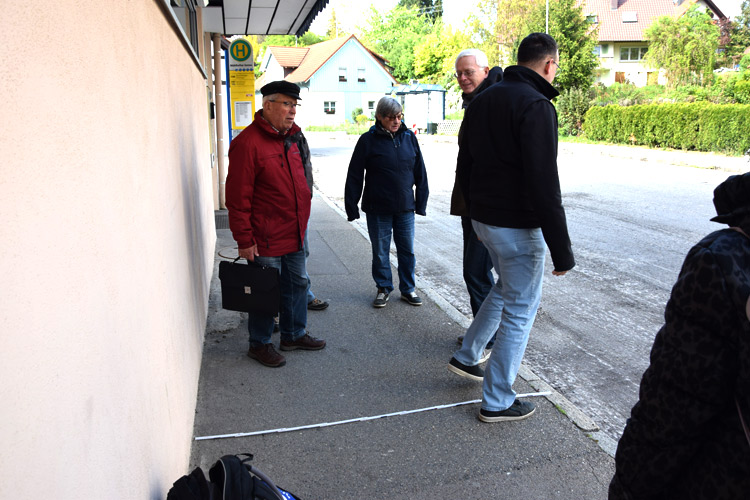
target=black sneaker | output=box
[478,400,536,422]
[401,291,422,306]
[373,288,390,308]
[307,298,329,311]
[447,357,484,381]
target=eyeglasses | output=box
[549,59,560,70]
[384,113,402,121]
[453,69,476,79]
[269,100,300,108]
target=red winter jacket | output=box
[225,111,311,257]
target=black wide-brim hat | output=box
[260,80,301,100]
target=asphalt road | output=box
[307,131,746,443]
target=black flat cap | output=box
[260,80,301,100]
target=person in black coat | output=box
[609,172,750,499]
[448,33,574,423]
[450,48,503,359]
[344,96,429,308]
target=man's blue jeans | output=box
[247,249,307,345]
[454,221,545,411]
[365,211,416,294]
[462,215,497,348]
[303,229,315,303]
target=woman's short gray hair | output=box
[455,49,489,69]
[375,97,402,119]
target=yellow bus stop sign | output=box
[228,39,255,135]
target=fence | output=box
[436,120,461,135]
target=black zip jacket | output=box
[456,65,574,272]
[450,65,504,217]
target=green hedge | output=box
[582,102,750,154]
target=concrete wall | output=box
[0,1,215,498]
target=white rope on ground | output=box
[194,392,553,441]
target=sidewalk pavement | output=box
[192,192,615,499]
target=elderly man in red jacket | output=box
[226,80,326,368]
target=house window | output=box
[358,68,366,83]
[593,45,601,56]
[601,44,609,55]
[586,14,598,23]
[622,12,637,23]
[368,101,375,110]
[339,67,347,82]
[324,101,336,114]
[620,47,647,62]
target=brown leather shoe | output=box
[247,343,286,367]
[279,333,326,351]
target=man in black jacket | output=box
[448,33,574,423]
[450,49,503,361]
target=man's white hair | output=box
[455,49,489,69]
[262,93,279,105]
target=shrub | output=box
[583,102,750,154]
[556,87,591,136]
[351,107,363,122]
[445,109,464,120]
[355,114,372,125]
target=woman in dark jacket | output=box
[344,96,429,308]
[609,172,750,499]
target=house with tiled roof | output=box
[257,34,398,126]
[579,0,726,86]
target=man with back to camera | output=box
[225,80,326,368]
[448,33,575,422]
[451,48,503,361]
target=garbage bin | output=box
[426,122,438,135]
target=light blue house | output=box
[257,35,398,126]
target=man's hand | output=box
[238,245,259,261]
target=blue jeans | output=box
[304,229,315,303]
[462,216,497,348]
[365,211,416,294]
[247,250,307,345]
[454,221,545,411]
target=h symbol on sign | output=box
[234,45,247,59]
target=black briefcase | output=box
[218,257,280,315]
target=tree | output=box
[326,8,340,39]
[722,1,750,67]
[644,5,720,87]
[529,0,599,92]
[494,0,545,67]
[463,0,502,66]
[360,5,437,81]
[413,20,470,85]
[398,0,442,21]
[464,0,597,92]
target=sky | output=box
[309,0,745,37]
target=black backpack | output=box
[167,453,300,500]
